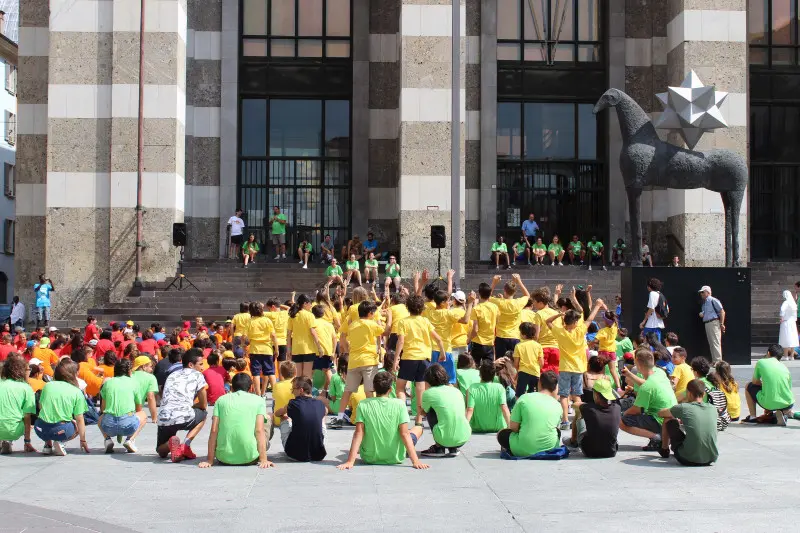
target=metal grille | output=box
[750,164,800,259]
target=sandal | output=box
[740,416,758,423]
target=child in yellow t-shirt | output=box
[512,322,543,397]
[711,360,741,420]
[271,361,297,430]
[593,308,620,391]
[670,347,694,398]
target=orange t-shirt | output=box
[78,362,104,397]
[28,377,45,393]
[100,364,115,378]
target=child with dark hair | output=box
[0,354,37,454]
[101,350,117,379]
[670,347,693,397]
[656,379,719,465]
[420,364,472,457]
[711,361,740,421]
[337,371,429,469]
[465,360,510,433]
[376,351,397,398]
[320,356,348,414]
[582,355,610,404]
[98,359,148,454]
[497,370,561,457]
[311,304,337,393]
[274,376,327,462]
[592,300,620,391]
[455,353,480,399]
[512,322,543,397]
[688,356,730,430]
[616,328,634,365]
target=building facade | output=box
[13,0,797,317]
[0,2,17,306]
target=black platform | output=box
[621,267,751,365]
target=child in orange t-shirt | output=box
[100,350,117,378]
[28,360,46,392]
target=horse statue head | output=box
[592,88,625,114]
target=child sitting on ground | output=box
[271,361,297,438]
[320,356,347,414]
[664,332,679,354]
[710,360,741,422]
[670,347,693,397]
[687,356,730,431]
[466,360,510,433]
[455,353,480,399]
[101,351,117,378]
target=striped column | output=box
[398,0,466,274]
[185,0,222,259]
[14,0,49,311]
[665,3,748,266]
[464,0,480,261]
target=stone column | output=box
[478,0,495,261]
[464,0,480,262]
[398,0,466,275]
[665,1,748,266]
[219,0,238,256]
[15,0,49,315]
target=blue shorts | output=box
[100,414,140,438]
[398,359,430,383]
[34,420,76,442]
[313,355,334,370]
[432,352,456,385]
[250,354,275,376]
[558,371,583,398]
[291,353,315,364]
[642,328,662,342]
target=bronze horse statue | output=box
[593,88,747,267]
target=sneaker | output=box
[328,417,345,429]
[446,448,461,457]
[642,438,662,452]
[620,262,625,266]
[602,266,608,271]
[123,438,138,454]
[52,441,67,456]
[562,436,577,449]
[420,444,447,458]
[275,255,281,260]
[281,254,286,259]
[496,266,500,270]
[588,265,592,271]
[104,438,114,454]
[299,260,304,264]
[0,441,11,454]
[342,412,354,425]
[658,447,670,459]
[182,445,197,460]
[42,444,53,455]
[559,420,570,431]
[169,436,184,462]
[776,409,787,427]
[559,262,564,266]
[527,261,532,266]
[244,263,248,268]
[580,260,584,266]
[302,264,308,269]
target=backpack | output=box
[655,292,670,319]
[704,385,730,431]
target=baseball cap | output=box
[592,378,617,401]
[39,337,50,348]
[26,340,35,348]
[452,290,466,303]
[225,319,232,324]
[132,355,152,371]
[89,339,99,346]
[48,326,58,332]
[29,358,43,366]
[126,320,134,326]
[222,350,235,359]
[699,285,712,293]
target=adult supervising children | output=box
[268,206,288,259]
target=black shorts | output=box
[398,359,430,383]
[387,333,399,353]
[313,355,334,370]
[277,345,287,361]
[250,354,275,376]
[515,371,539,397]
[494,338,519,359]
[525,236,537,247]
[292,353,315,364]
[231,234,244,245]
[471,343,495,365]
[156,408,208,448]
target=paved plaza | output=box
[1,362,799,533]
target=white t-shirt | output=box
[641,244,650,255]
[227,216,245,236]
[645,290,665,329]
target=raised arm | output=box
[569,286,583,316]
[552,284,563,306]
[586,298,606,324]
[459,292,476,324]
[490,274,502,292]
[447,269,455,296]
[512,273,529,297]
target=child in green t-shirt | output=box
[491,237,511,270]
[298,240,313,269]
[547,236,565,266]
[320,355,348,415]
[364,252,379,285]
[344,254,362,287]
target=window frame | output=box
[750,0,800,68]
[3,163,13,199]
[4,111,14,146]
[3,219,14,255]
[4,63,15,96]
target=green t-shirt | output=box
[509,392,561,456]
[242,241,260,254]
[421,385,472,447]
[669,402,719,464]
[753,357,795,410]
[615,337,634,359]
[386,263,400,277]
[569,241,583,253]
[466,382,507,432]
[491,242,507,253]
[515,242,528,253]
[38,381,87,424]
[365,259,378,268]
[376,368,396,398]
[271,213,287,235]
[213,390,267,465]
[456,368,481,399]
[326,265,343,277]
[345,260,359,271]
[532,243,546,252]
[328,373,346,413]
[587,241,603,254]
[0,379,36,440]
[131,370,158,405]
[633,370,677,423]
[547,243,563,254]
[100,376,139,416]
[613,242,626,251]
[355,396,409,465]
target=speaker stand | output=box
[164,247,200,292]
[431,247,446,290]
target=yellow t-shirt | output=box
[272,379,295,426]
[489,296,529,339]
[349,385,366,420]
[346,302,384,328]
[513,339,544,377]
[397,315,436,360]
[247,315,275,355]
[450,308,470,348]
[595,324,618,353]
[550,319,588,373]
[670,362,694,394]
[232,312,251,337]
[389,304,410,335]
[470,301,499,346]
[265,310,289,345]
[341,319,384,369]
[520,308,537,326]
[425,308,462,352]
[421,300,437,319]
[315,319,337,356]
[290,309,318,355]
[533,307,559,349]
[721,383,741,419]
[321,305,340,327]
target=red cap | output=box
[182,321,191,328]
[157,339,167,347]
[178,332,189,339]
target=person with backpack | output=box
[698,286,725,363]
[639,278,667,342]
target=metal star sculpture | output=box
[654,70,728,149]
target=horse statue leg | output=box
[728,189,745,267]
[720,191,732,267]
[627,187,643,266]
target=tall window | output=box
[497,0,601,63]
[3,163,13,198]
[3,219,14,255]
[749,0,800,66]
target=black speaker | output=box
[431,225,446,249]
[172,223,187,247]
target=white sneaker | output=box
[123,438,138,453]
[299,260,304,264]
[42,444,53,455]
[302,264,308,269]
[104,438,114,453]
[52,441,67,456]
[559,262,564,266]
[275,255,281,260]
[602,266,608,271]
[281,254,286,259]
[620,262,625,266]
[588,265,592,271]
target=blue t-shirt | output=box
[153,332,166,341]
[364,239,378,250]
[521,220,540,236]
[34,283,53,307]
[284,396,327,462]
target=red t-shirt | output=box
[83,324,99,344]
[111,331,124,343]
[93,339,116,361]
[138,339,158,356]
[202,367,227,405]
[0,343,14,361]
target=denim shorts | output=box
[100,414,140,438]
[34,420,76,442]
[250,354,275,376]
[432,352,456,384]
[558,371,584,398]
[621,413,662,434]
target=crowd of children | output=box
[0,271,796,469]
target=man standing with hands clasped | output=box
[699,286,725,363]
[269,206,288,260]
